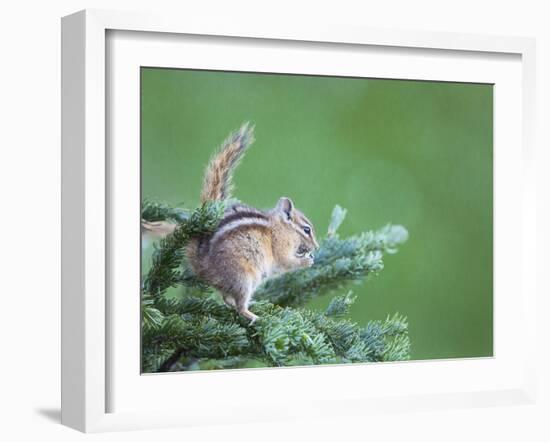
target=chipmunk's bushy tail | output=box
[200,123,255,203]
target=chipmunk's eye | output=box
[303,226,311,235]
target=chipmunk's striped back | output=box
[194,204,270,262]
[209,205,269,247]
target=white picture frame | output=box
[61,9,537,433]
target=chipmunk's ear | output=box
[276,197,294,220]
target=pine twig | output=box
[140,201,410,372]
[142,200,225,298]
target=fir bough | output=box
[141,200,410,372]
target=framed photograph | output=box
[61,9,537,432]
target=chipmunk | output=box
[186,123,319,323]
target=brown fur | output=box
[187,124,318,322]
[200,123,255,203]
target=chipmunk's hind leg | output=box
[238,303,258,323]
[235,286,258,324]
[220,286,258,323]
[222,295,237,308]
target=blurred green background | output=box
[141,67,493,361]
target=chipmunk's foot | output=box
[239,308,259,324]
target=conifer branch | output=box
[255,207,408,306]
[142,198,190,223]
[141,293,410,372]
[141,201,410,372]
[142,200,225,297]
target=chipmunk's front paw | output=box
[296,244,314,267]
[300,254,314,268]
